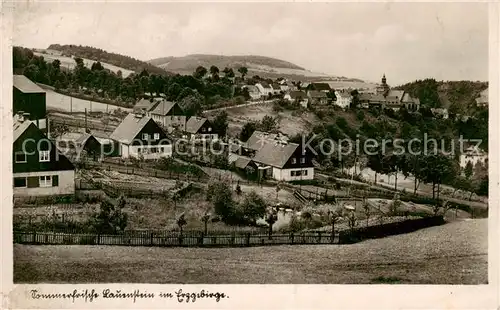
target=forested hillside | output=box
[13,46,245,113]
[396,79,488,114]
[47,44,171,76]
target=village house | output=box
[231,130,315,181]
[358,75,420,111]
[255,82,273,97]
[13,75,47,131]
[133,97,163,114]
[284,91,309,108]
[308,82,332,93]
[13,114,75,196]
[252,139,315,181]
[110,113,172,159]
[56,132,103,161]
[476,88,488,107]
[243,85,262,100]
[430,108,449,119]
[460,146,488,169]
[146,100,187,132]
[185,116,218,141]
[334,90,353,109]
[307,90,329,105]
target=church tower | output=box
[381,74,387,85]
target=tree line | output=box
[13,46,253,115]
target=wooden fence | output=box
[13,230,338,247]
[12,216,445,247]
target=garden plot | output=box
[87,170,179,191]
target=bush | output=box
[240,191,267,224]
[356,110,365,121]
[207,181,235,222]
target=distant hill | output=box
[48,44,172,76]
[396,79,488,114]
[147,54,335,81]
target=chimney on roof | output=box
[16,111,28,123]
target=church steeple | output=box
[382,74,387,85]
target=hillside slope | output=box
[396,79,488,114]
[47,44,172,76]
[148,54,332,80]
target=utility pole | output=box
[70,96,73,113]
[85,108,88,132]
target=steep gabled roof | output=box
[13,75,45,94]
[149,100,179,116]
[310,83,331,91]
[13,120,34,143]
[134,98,157,112]
[258,81,271,89]
[308,90,328,98]
[229,153,253,169]
[387,90,405,101]
[110,113,153,144]
[246,130,278,150]
[253,142,299,168]
[185,116,208,134]
[289,91,308,99]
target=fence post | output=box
[317,231,322,243]
[32,231,36,244]
[290,232,294,244]
[245,233,250,246]
[150,233,154,246]
[97,234,100,245]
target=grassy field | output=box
[219,103,319,137]
[14,219,487,284]
[34,52,135,77]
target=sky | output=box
[12,1,489,85]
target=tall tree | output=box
[194,66,208,79]
[237,66,248,80]
[209,65,220,81]
[212,110,229,138]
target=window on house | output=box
[291,158,297,164]
[303,170,308,176]
[201,127,206,132]
[142,133,149,140]
[300,157,306,164]
[138,148,142,153]
[15,152,27,163]
[13,177,27,188]
[151,147,158,153]
[208,127,212,132]
[154,133,160,140]
[39,175,52,187]
[291,171,296,176]
[39,150,50,162]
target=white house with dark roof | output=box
[236,130,314,181]
[284,91,309,108]
[334,90,352,109]
[110,113,172,159]
[146,100,186,132]
[255,82,273,97]
[252,140,315,181]
[185,116,218,141]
